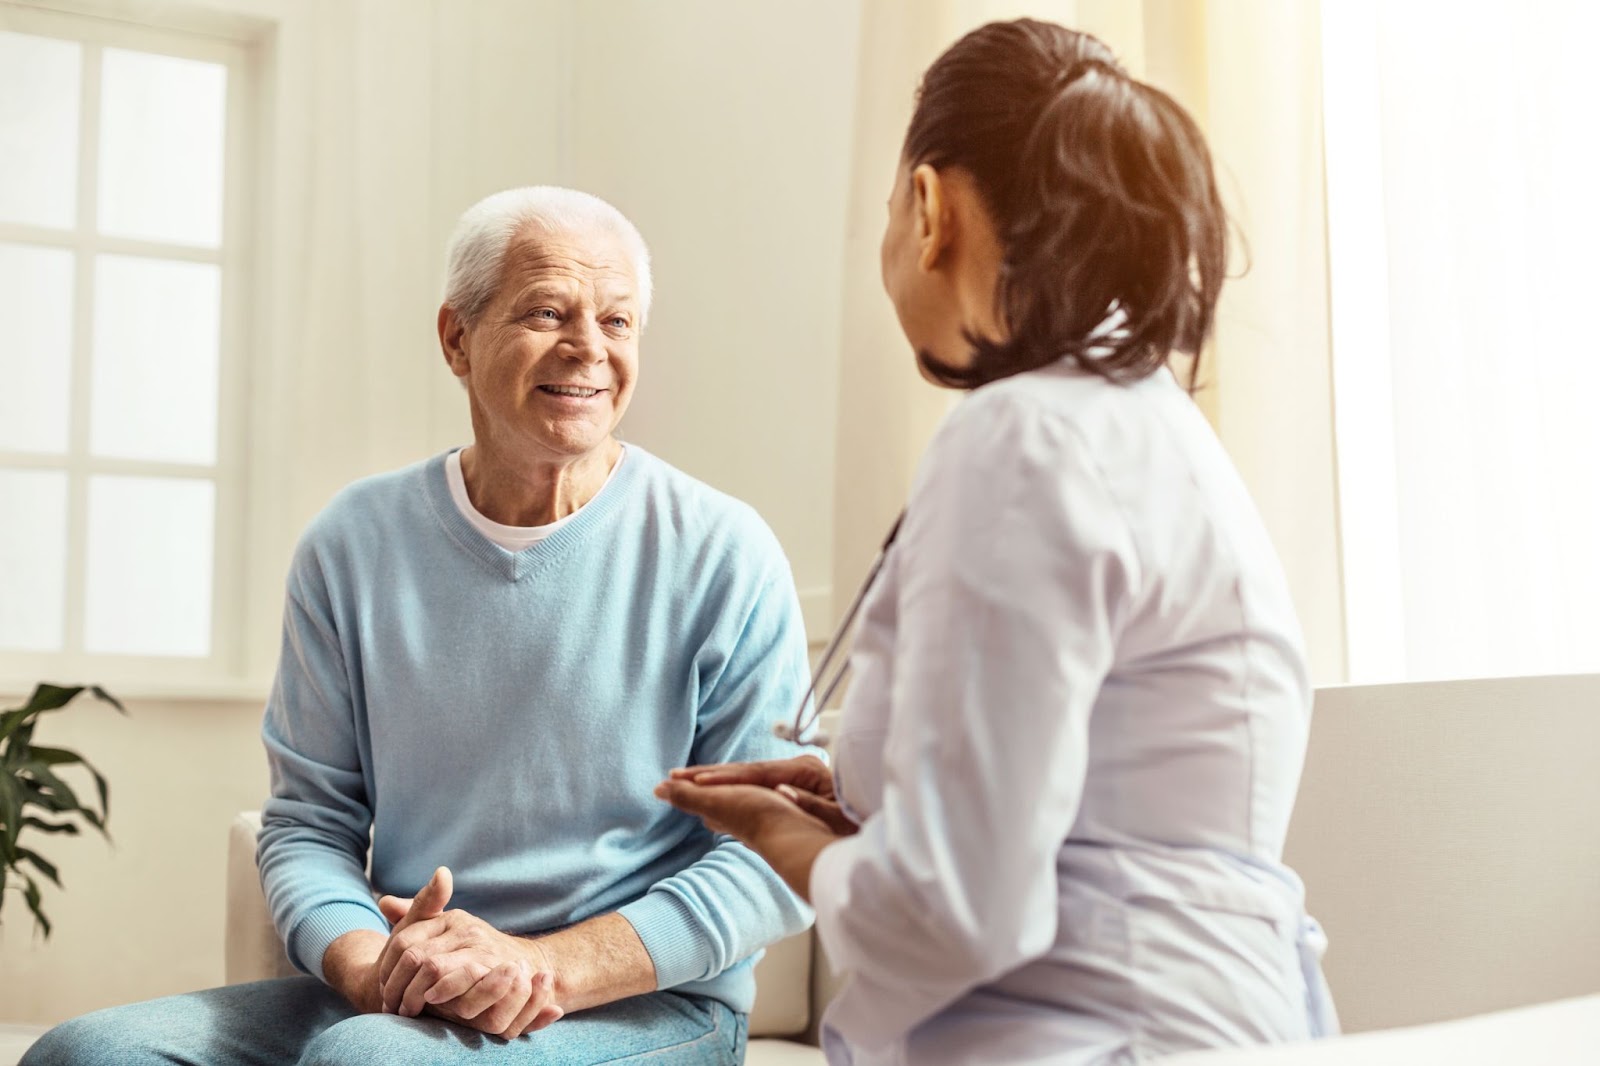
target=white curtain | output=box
[1324,0,1600,682]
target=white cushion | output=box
[0,1024,46,1066]
[747,928,813,1036]
[1287,675,1600,1032]
[1155,994,1600,1065]
[747,1037,829,1065]
[225,813,297,983]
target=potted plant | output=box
[0,683,125,936]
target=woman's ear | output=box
[911,163,950,273]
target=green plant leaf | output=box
[16,847,60,888]
[87,761,109,823]
[21,816,80,836]
[0,710,29,752]
[20,684,87,715]
[0,773,18,850]
[88,686,127,715]
[17,763,86,820]
[18,779,73,816]
[21,871,51,938]
[0,683,124,748]
[25,746,84,767]
[0,686,86,746]
[0,682,122,937]
[26,746,110,823]
[1,720,38,767]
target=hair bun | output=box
[1047,56,1124,98]
[901,18,1227,390]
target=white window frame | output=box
[0,1,256,695]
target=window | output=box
[0,4,251,686]
[1323,0,1600,683]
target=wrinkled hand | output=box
[668,755,857,836]
[375,867,563,1039]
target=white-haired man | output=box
[21,188,814,1065]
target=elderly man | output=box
[21,187,814,1065]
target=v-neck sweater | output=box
[258,446,814,1013]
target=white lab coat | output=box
[811,360,1339,1065]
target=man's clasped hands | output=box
[353,867,566,1040]
[331,754,852,1042]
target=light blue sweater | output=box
[257,446,815,1013]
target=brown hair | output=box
[903,19,1228,390]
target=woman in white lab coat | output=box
[657,18,1338,1065]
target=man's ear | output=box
[438,304,471,378]
[911,163,951,273]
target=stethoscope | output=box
[774,510,905,748]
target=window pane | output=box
[0,469,68,652]
[84,475,214,656]
[90,254,220,464]
[98,48,226,248]
[0,31,81,229]
[0,243,74,454]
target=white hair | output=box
[442,186,653,324]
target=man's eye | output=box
[528,308,559,321]
[608,316,630,328]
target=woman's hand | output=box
[655,776,849,900]
[667,755,857,836]
[670,753,836,796]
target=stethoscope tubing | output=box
[775,511,905,745]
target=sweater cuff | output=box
[617,890,716,990]
[290,900,391,982]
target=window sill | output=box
[0,676,271,706]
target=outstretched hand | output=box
[669,753,837,794]
[666,755,857,836]
[656,766,854,900]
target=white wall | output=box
[564,0,861,635]
[1,0,862,1023]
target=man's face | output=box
[451,225,641,463]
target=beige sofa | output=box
[221,675,1600,1063]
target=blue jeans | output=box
[20,977,747,1065]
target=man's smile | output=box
[538,384,606,399]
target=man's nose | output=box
[558,318,607,364]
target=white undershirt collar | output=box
[445,445,627,552]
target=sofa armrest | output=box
[225,811,298,984]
